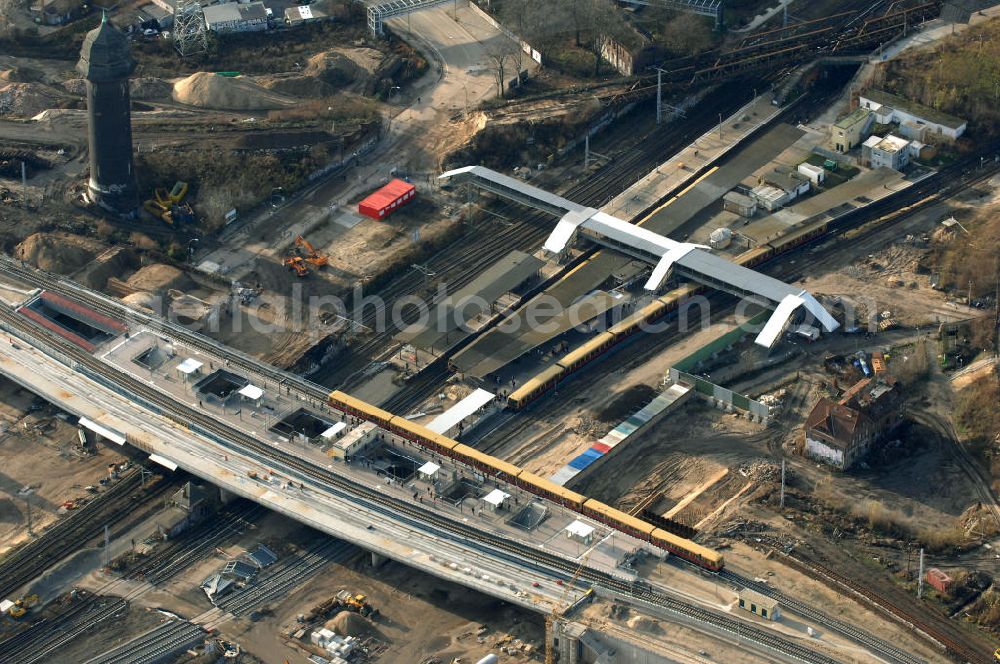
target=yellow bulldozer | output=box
[8,594,39,618]
[335,590,374,617]
[143,181,195,226]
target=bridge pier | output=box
[218,487,239,504]
[370,551,388,568]
[554,621,584,664]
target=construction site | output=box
[0,0,999,663]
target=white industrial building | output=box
[203,1,268,32]
[796,163,825,186]
[861,134,921,171]
[751,170,810,212]
[859,90,966,141]
[284,4,326,26]
[327,421,376,460]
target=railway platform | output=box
[602,92,784,224]
[0,312,693,615]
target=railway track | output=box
[0,469,170,598]
[0,500,264,663]
[486,0,937,116]
[780,553,992,664]
[83,619,205,664]
[128,500,265,586]
[908,410,1000,533]
[0,295,922,664]
[207,537,354,622]
[719,568,924,664]
[313,81,765,390]
[1,595,129,664]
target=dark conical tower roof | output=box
[77,13,136,82]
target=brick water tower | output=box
[77,14,139,216]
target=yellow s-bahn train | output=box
[328,391,724,571]
[507,217,832,410]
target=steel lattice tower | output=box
[173,0,208,58]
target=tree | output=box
[575,0,628,77]
[0,0,18,36]
[486,39,515,98]
[659,13,714,57]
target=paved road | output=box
[195,2,534,281]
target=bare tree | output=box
[545,0,628,77]
[498,0,546,87]
[581,0,628,77]
[486,40,515,98]
[0,0,15,36]
[660,13,714,56]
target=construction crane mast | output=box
[546,550,593,664]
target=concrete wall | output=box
[556,620,684,663]
[671,369,770,422]
[469,1,542,64]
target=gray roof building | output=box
[203,1,268,32]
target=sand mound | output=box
[0,83,64,117]
[626,615,662,633]
[173,72,297,111]
[258,74,335,98]
[304,51,363,89]
[333,47,384,76]
[326,611,377,638]
[126,263,194,293]
[15,233,104,273]
[122,291,159,311]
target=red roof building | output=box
[803,376,904,470]
[358,179,416,220]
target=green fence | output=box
[674,311,769,373]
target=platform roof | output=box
[418,461,440,477]
[639,122,806,239]
[177,358,203,375]
[396,250,544,351]
[320,422,347,439]
[565,520,595,538]
[426,388,495,434]
[450,290,619,378]
[238,384,264,400]
[482,488,510,506]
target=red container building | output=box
[358,179,416,220]
[925,568,952,594]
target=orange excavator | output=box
[284,256,309,278]
[294,235,328,268]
